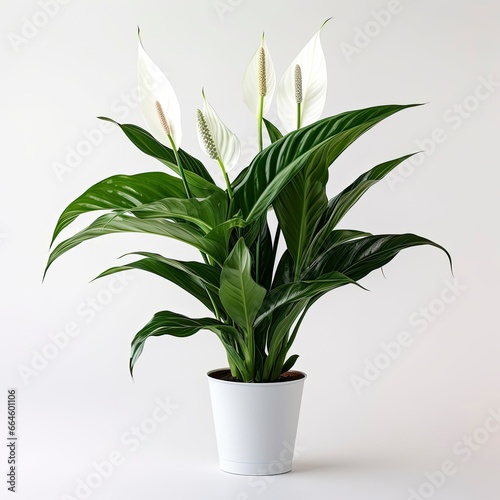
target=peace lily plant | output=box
[46,23,450,384]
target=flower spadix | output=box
[197,90,240,196]
[137,28,182,147]
[277,20,329,132]
[242,34,276,118]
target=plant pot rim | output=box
[207,368,307,386]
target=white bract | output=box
[242,34,276,118]
[137,29,182,147]
[277,21,329,132]
[198,91,241,172]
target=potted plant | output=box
[45,23,451,475]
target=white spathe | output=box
[242,34,276,118]
[199,91,241,172]
[137,30,182,147]
[277,22,328,132]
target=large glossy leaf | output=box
[129,311,248,377]
[127,191,228,233]
[249,219,275,291]
[309,154,416,261]
[219,238,266,334]
[272,148,328,276]
[272,229,370,286]
[232,104,419,224]
[262,299,309,381]
[255,271,360,327]
[50,172,188,246]
[98,118,216,187]
[45,213,231,277]
[306,233,452,281]
[95,252,223,314]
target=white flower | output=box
[277,20,329,132]
[242,33,276,118]
[137,28,182,146]
[197,90,240,172]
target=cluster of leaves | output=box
[46,24,451,382]
[46,103,450,382]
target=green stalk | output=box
[257,96,264,152]
[168,135,191,198]
[297,102,302,129]
[217,158,233,200]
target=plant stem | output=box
[168,135,191,198]
[297,102,302,129]
[257,96,264,152]
[200,251,220,320]
[217,158,233,200]
[255,232,261,284]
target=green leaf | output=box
[273,230,369,286]
[272,154,328,276]
[263,299,309,381]
[255,271,360,327]
[45,213,231,277]
[220,238,267,334]
[98,118,220,194]
[127,191,228,233]
[281,354,299,373]
[309,154,416,260]
[233,104,419,225]
[129,311,248,377]
[95,252,223,315]
[263,118,283,143]
[307,233,452,281]
[51,172,189,246]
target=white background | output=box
[1,0,499,499]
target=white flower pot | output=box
[207,368,306,475]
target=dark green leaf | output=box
[219,238,267,334]
[45,213,231,277]
[127,191,228,232]
[263,118,283,143]
[95,252,223,315]
[233,104,420,224]
[307,233,452,281]
[129,311,247,376]
[98,118,215,184]
[309,154,416,260]
[281,354,299,373]
[255,271,360,327]
[51,172,188,246]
